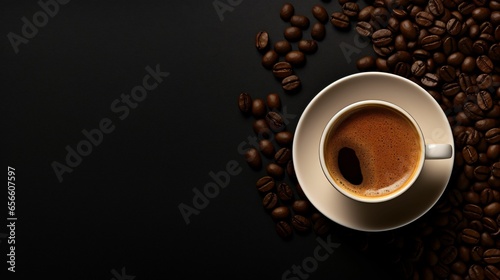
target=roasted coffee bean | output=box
[394,62,411,77]
[342,2,359,18]
[448,52,465,66]
[274,147,292,165]
[484,202,500,217]
[429,20,446,36]
[446,18,462,36]
[394,34,407,51]
[298,40,318,54]
[411,60,426,76]
[459,2,476,15]
[285,50,306,66]
[291,215,311,232]
[277,182,293,201]
[372,29,393,47]
[421,73,439,87]
[376,58,389,71]
[489,176,500,188]
[263,192,278,210]
[256,175,275,192]
[434,262,451,279]
[451,261,467,275]
[474,40,489,55]
[266,163,284,178]
[253,119,271,138]
[420,35,442,50]
[463,145,479,164]
[274,40,292,55]
[428,0,445,16]
[399,20,417,41]
[330,12,350,29]
[469,264,485,280]
[238,92,252,114]
[275,131,293,147]
[356,55,376,71]
[440,246,458,264]
[313,217,332,236]
[439,65,457,82]
[373,45,395,57]
[280,3,294,21]
[443,36,457,55]
[311,22,326,41]
[387,51,411,69]
[415,11,434,27]
[245,148,262,170]
[477,91,493,111]
[473,7,491,22]
[292,200,310,214]
[442,83,461,96]
[255,31,270,52]
[276,220,292,238]
[465,204,484,220]
[272,61,293,79]
[484,249,500,264]
[488,145,500,160]
[462,228,481,244]
[262,50,279,69]
[476,119,497,131]
[464,101,485,120]
[489,43,500,60]
[312,5,328,23]
[357,6,373,22]
[486,128,500,144]
[483,216,499,232]
[493,11,500,25]
[477,74,493,89]
[462,56,477,73]
[459,37,474,55]
[290,15,310,29]
[356,21,373,37]
[266,93,281,110]
[259,139,275,158]
[282,75,301,92]
[492,162,500,177]
[266,111,285,132]
[284,26,302,42]
[477,55,494,73]
[485,265,500,280]
[475,166,491,181]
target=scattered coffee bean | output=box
[462,228,481,244]
[342,2,359,18]
[255,31,270,52]
[259,139,275,158]
[290,15,310,29]
[312,5,328,23]
[253,119,271,138]
[276,220,293,238]
[285,50,306,66]
[355,21,373,37]
[251,98,266,118]
[292,200,310,214]
[245,148,262,170]
[330,12,350,29]
[238,92,252,114]
[291,215,311,232]
[274,40,292,55]
[311,22,326,41]
[274,147,292,165]
[271,205,290,220]
[277,182,293,201]
[266,111,285,132]
[266,162,284,178]
[280,3,294,22]
[372,29,393,47]
[262,50,279,69]
[356,55,375,71]
[272,61,293,79]
[477,55,494,73]
[266,93,281,110]
[286,160,295,178]
[298,40,318,54]
[256,175,275,192]
[282,75,301,92]
[263,192,278,210]
[284,26,302,42]
[275,131,293,146]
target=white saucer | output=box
[293,72,455,232]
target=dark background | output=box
[0,0,412,279]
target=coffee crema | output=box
[324,104,422,198]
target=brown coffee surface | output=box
[324,105,422,198]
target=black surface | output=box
[1,1,407,279]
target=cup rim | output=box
[318,99,426,203]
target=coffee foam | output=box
[324,105,421,198]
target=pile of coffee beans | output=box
[238,90,334,239]
[240,1,500,279]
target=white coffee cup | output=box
[319,100,452,203]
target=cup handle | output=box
[425,144,453,159]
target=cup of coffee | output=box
[319,100,452,203]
